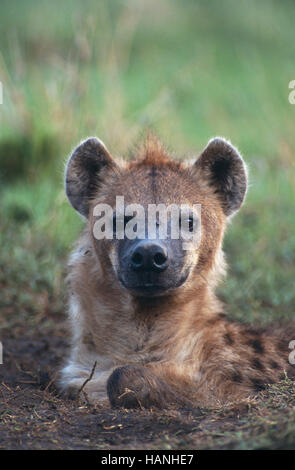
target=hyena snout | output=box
[129,240,169,273]
[119,237,188,297]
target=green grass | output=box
[0,1,295,329]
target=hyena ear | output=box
[65,137,116,217]
[194,137,248,216]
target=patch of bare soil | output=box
[1,306,295,450]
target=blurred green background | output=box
[0,0,294,326]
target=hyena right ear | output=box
[194,138,248,216]
[65,137,116,217]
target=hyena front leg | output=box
[60,361,115,403]
[107,364,194,409]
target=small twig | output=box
[1,382,13,393]
[118,388,143,410]
[44,373,58,393]
[78,361,97,396]
[19,380,38,384]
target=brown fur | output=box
[60,136,295,409]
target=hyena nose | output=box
[130,241,169,273]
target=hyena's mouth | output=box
[120,280,170,297]
[118,269,190,298]
[125,284,169,297]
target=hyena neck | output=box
[129,282,223,326]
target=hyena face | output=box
[65,136,247,299]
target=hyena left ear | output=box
[65,137,117,217]
[194,137,248,216]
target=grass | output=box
[0,0,295,449]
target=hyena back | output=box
[60,136,294,408]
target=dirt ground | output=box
[1,300,295,450]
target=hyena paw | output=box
[107,364,185,409]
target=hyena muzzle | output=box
[59,135,295,409]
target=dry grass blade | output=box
[78,361,97,396]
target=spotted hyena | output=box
[60,135,294,408]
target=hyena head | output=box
[65,136,247,299]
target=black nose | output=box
[130,241,169,272]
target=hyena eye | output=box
[179,216,196,233]
[113,215,134,234]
